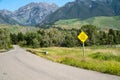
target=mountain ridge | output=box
[0,10,20,25]
[42,0,120,24]
[0,2,58,26]
[0,0,120,26]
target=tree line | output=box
[10,25,120,48]
[0,24,120,49]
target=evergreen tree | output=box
[81,25,97,46]
[17,32,24,42]
[10,33,18,44]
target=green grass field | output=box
[27,46,120,76]
[55,16,120,30]
[0,24,39,34]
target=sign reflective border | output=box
[78,31,88,43]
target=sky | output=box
[0,0,74,11]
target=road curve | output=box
[0,45,120,80]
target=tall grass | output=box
[27,47,120,76]
[89,52,120,62]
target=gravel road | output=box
[0,45,120,80]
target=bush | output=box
[18,40,27,46]
[32,38,39,48]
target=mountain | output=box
[0,2,58,26]
[0,10,20,25]
[0,0,120,26]
[42,0,120,24]
[12,2,58,26]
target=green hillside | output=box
[55,16,120,30]
[0,24,38,34]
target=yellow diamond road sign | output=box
[78,31,88,43]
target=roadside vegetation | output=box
[0,23,120,76]
[0,24,38,51]
[0,28,12,51]
[27,46,120,76]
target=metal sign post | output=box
[78,31,88,59]
[82,42,85,58]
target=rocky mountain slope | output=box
[0,10,20,25]
[0,2,58,26]
[12,2,58,26]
